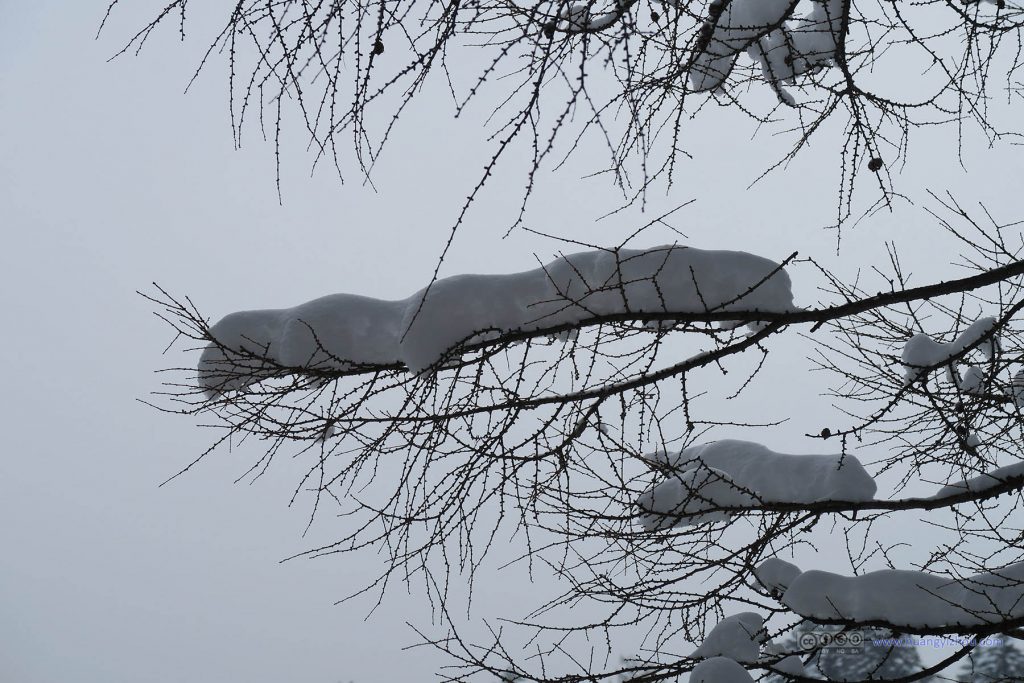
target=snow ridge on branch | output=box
[690,0,846,97]
[776,559,1024,632]
[198,245,795,395]
[636,440,876,530]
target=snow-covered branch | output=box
[636,440,875,529]
[780,560,1024,635]
[193,246,1024,401]
[196,245,796,395]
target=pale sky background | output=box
[2,2,1023,682]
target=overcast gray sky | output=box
[3,2,1024,682]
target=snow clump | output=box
[691,0,845,95]
[931,461,1024,500]
[901,317,998,385]
[636,440,876,530]
[754,557,803,596]
[689,656,754,683]
[198,245,797,396]
[691,612,766,662]
[782,561,1024,629]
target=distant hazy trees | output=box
[955,639,1024,683]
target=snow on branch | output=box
[635,440,876,530]
[688,611,815,682]
[780,560,1024,632]
[753,557,803,596]
[198,245,796,395]
[689,0,846,96]
[690,0,798,91]
[689,656,756,683]
[901,316,999,384]
[691,612,766,662]
[748,0,846,92]
[931,461,1024,500]
[184,251,1024,404]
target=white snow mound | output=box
[692,0,846,94]
[748,0,844,89]
[931,461,1024,500]
[754,557,803,595]
[690,0,795,91]
[692,612,765,662]
[783,561,1024,629]
[636,440,876,530]
[770,654,807,677]
[957,365,986,395]
[902,317,998,384]
[689,656,754,683]
[198,246,796,395]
